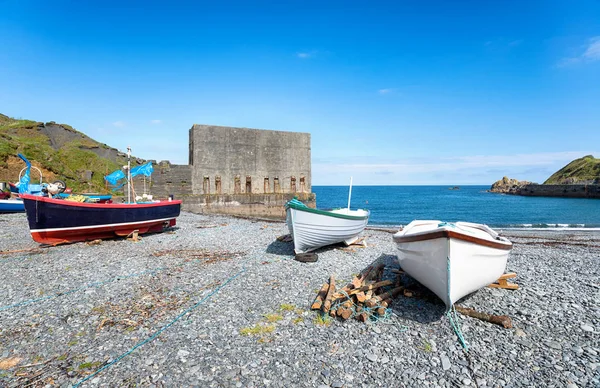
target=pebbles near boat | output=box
[0,212,598,387]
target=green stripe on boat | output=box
[285,200,369,221]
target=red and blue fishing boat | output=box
[20,147,181,245]
[21,194,180,244]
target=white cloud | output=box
[558,36,600,67]
[378,88,394,95]
[582,36,600,60]
[312,151,599,185]
[112,121,125,128]
[150,119,162,125]
[297,51,317,59]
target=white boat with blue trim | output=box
[285,198,370,254]
[393,220,512,309]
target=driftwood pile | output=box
[312,264,516,329]
[311,264,403,322]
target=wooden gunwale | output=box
[393,229,512,250]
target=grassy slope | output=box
[544,155,600,184]
[0,114,126,193]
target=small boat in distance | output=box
[0,198,24,213]
[20,148,181,245]
[285,198,370,254]
[393,220,512,309]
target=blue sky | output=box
[1,1,599,185]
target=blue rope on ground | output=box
[446,255,468,351]
[447,305,469,351]
[73,268,246,387]
[0,266,168,312]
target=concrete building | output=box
[149,124,315,219]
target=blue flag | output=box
[105,169,126,186]
[130,162,154,178]
[17,153,32,194]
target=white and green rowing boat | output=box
[285,198,370,254]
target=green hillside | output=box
[0,113,137,193]
[544,155,600,184]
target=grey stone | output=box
[441,356,451,371]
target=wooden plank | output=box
[488,283,519,290]
[322,275,336,313]
[498,272,517,279]
[332,280,393,299]
[311,283,329,310]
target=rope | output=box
[327,288,407,331]
[447,305,469,351]
[447,255,468,351]
[73,268,245,387]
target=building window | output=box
[264,177,270,194]
[215,176,222,194]
[274,177,280,193]
[300,175,306,192]
[234,175,241,194]
[246,176,252,193]
[203,176,210,194]
[290,176,296,192]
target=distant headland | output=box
[490,155,600,198]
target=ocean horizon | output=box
[312,185,600,230]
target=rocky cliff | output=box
[489,176,533,194]
[0,113,146,192]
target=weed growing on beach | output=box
[68,340,78,347]
[279,303,295,311]
[78,361,102,370]
[313,313,332,327]
[264,313,283,323]
[293,316,304,325]
[421,339,432,352]
[239,324,275,336]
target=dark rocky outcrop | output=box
[489,176,533,194]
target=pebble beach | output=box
[0,212,598,387]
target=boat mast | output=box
[347,176,353,210]
[127,146,131,204]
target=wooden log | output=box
[356,312,370,322]
[454,305,513,329]
[373,264,385,282]
[311,283,329,310]
[336,300,352,315]
[358,265,374,282]
[322,275,336,313]
[339,308,353,320]
[332,280,393,299]
[366,287,404,307]
[351,276,362,289]
[375,299,390,315]
[355,291,367,303]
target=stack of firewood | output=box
[311,264,404,322]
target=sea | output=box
[312,185,600,230]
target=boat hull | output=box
[20,194,181,244]
[393,221,512,308]
[0,199,25,213]
[286,206,370,254]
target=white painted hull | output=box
[286,207,370,254]
[393,220,512,308]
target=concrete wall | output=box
[147,161,193,199]
[183,192,316,220]
[519,184,600,198]
[189,125,311,196]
